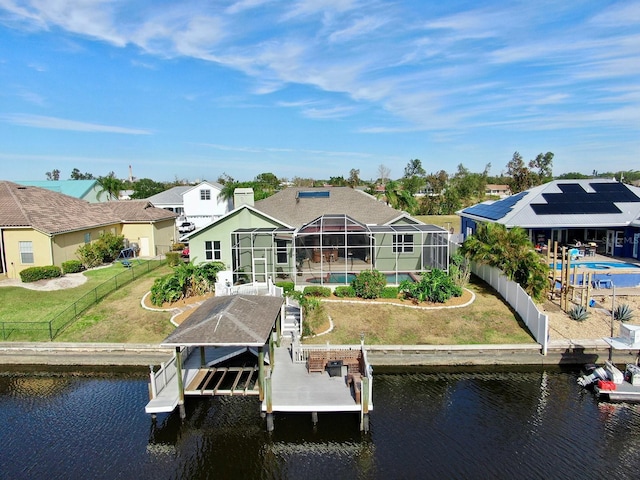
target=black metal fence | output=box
[1,258,166,341]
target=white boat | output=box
[578,361,640,402]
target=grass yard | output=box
[414,214,461,233]
[56,269,175,343]
[0,262,174,342]
[1,262,535,346]
[307,278,535,345]
[0,265,126,324]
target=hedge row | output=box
[20,265,62,283]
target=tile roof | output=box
[0,181,177,234]
[161,295,284,347]
[253,186,409,227]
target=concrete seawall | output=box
[1,340,638,368]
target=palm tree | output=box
[460,223,549,301]
[96,172,123,201]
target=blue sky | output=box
[0,1,639,183]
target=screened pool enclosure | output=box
[230,214,449,287]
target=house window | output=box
[200,189,211,200]
[84,233,91,243]
[392,234,414,253]
[19,241,34,264]
[276,240,287,264]
[205,240,221,260]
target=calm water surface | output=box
[1,366,640,479]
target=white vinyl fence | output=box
[449,240,548,355]
[471,263,549,355]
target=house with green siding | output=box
[183,187,449,287]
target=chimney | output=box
[233,187,254,208]
[128,165,133,182]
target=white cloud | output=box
[2,114,152,134]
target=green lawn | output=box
[414,214,461,233]
[0,261,171,341]
[0,265,125,323]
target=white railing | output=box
[148,346,196,399]
[149,354,178,399]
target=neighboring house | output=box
[485,184,511,198]
[0,181,177,279]
[147,181,232,230]
[183,187,449,287]
[15,179,107,203]
[459,179,640,260]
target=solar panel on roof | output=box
[463,191,528,220]
[531,182,639,215]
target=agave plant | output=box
[614,304,634,321]
[568,305,590,322]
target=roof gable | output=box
[254,187,413,227]
[161,295,284,347]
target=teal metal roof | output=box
[16,180,97,199]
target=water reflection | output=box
[2,367,640,479]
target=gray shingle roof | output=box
[253,187,407,227]
[146,186,191,205]
[161,295,284,347]
[0,181,177,234]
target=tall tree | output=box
[404,159,425,177]
[377,164,391,185]
[96,172,123,201]
[528,152,554,183]
[385,180,417,213]
[347,168,360,188]
[506,152,534,193]
[70,168,94,180]
[130,178,167,199]
[45,169,60,181]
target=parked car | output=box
[181,247,190,258]
[178,221,196,234]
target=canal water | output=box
[2,366,640,479]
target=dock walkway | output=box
[265,341,366,413]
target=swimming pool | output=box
[551,261,640,270]
[308,272,416,284]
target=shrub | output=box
[399,268,462,304]
[380,286,399,299]
[352,269,386,299]
[75,232,125,268]
[303,286,332,297]
[614,304,634,321]
[149,261,225,306]
[172,243,186,251]
[568,305,590,322]
[334,285,356,298]
[276,281,295,294]
[449,253,471,288]
[165,251,181,266]
[76,243,103,268]
[150,274,183,306]
[19,265,62,283]
[62,260,84,274]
